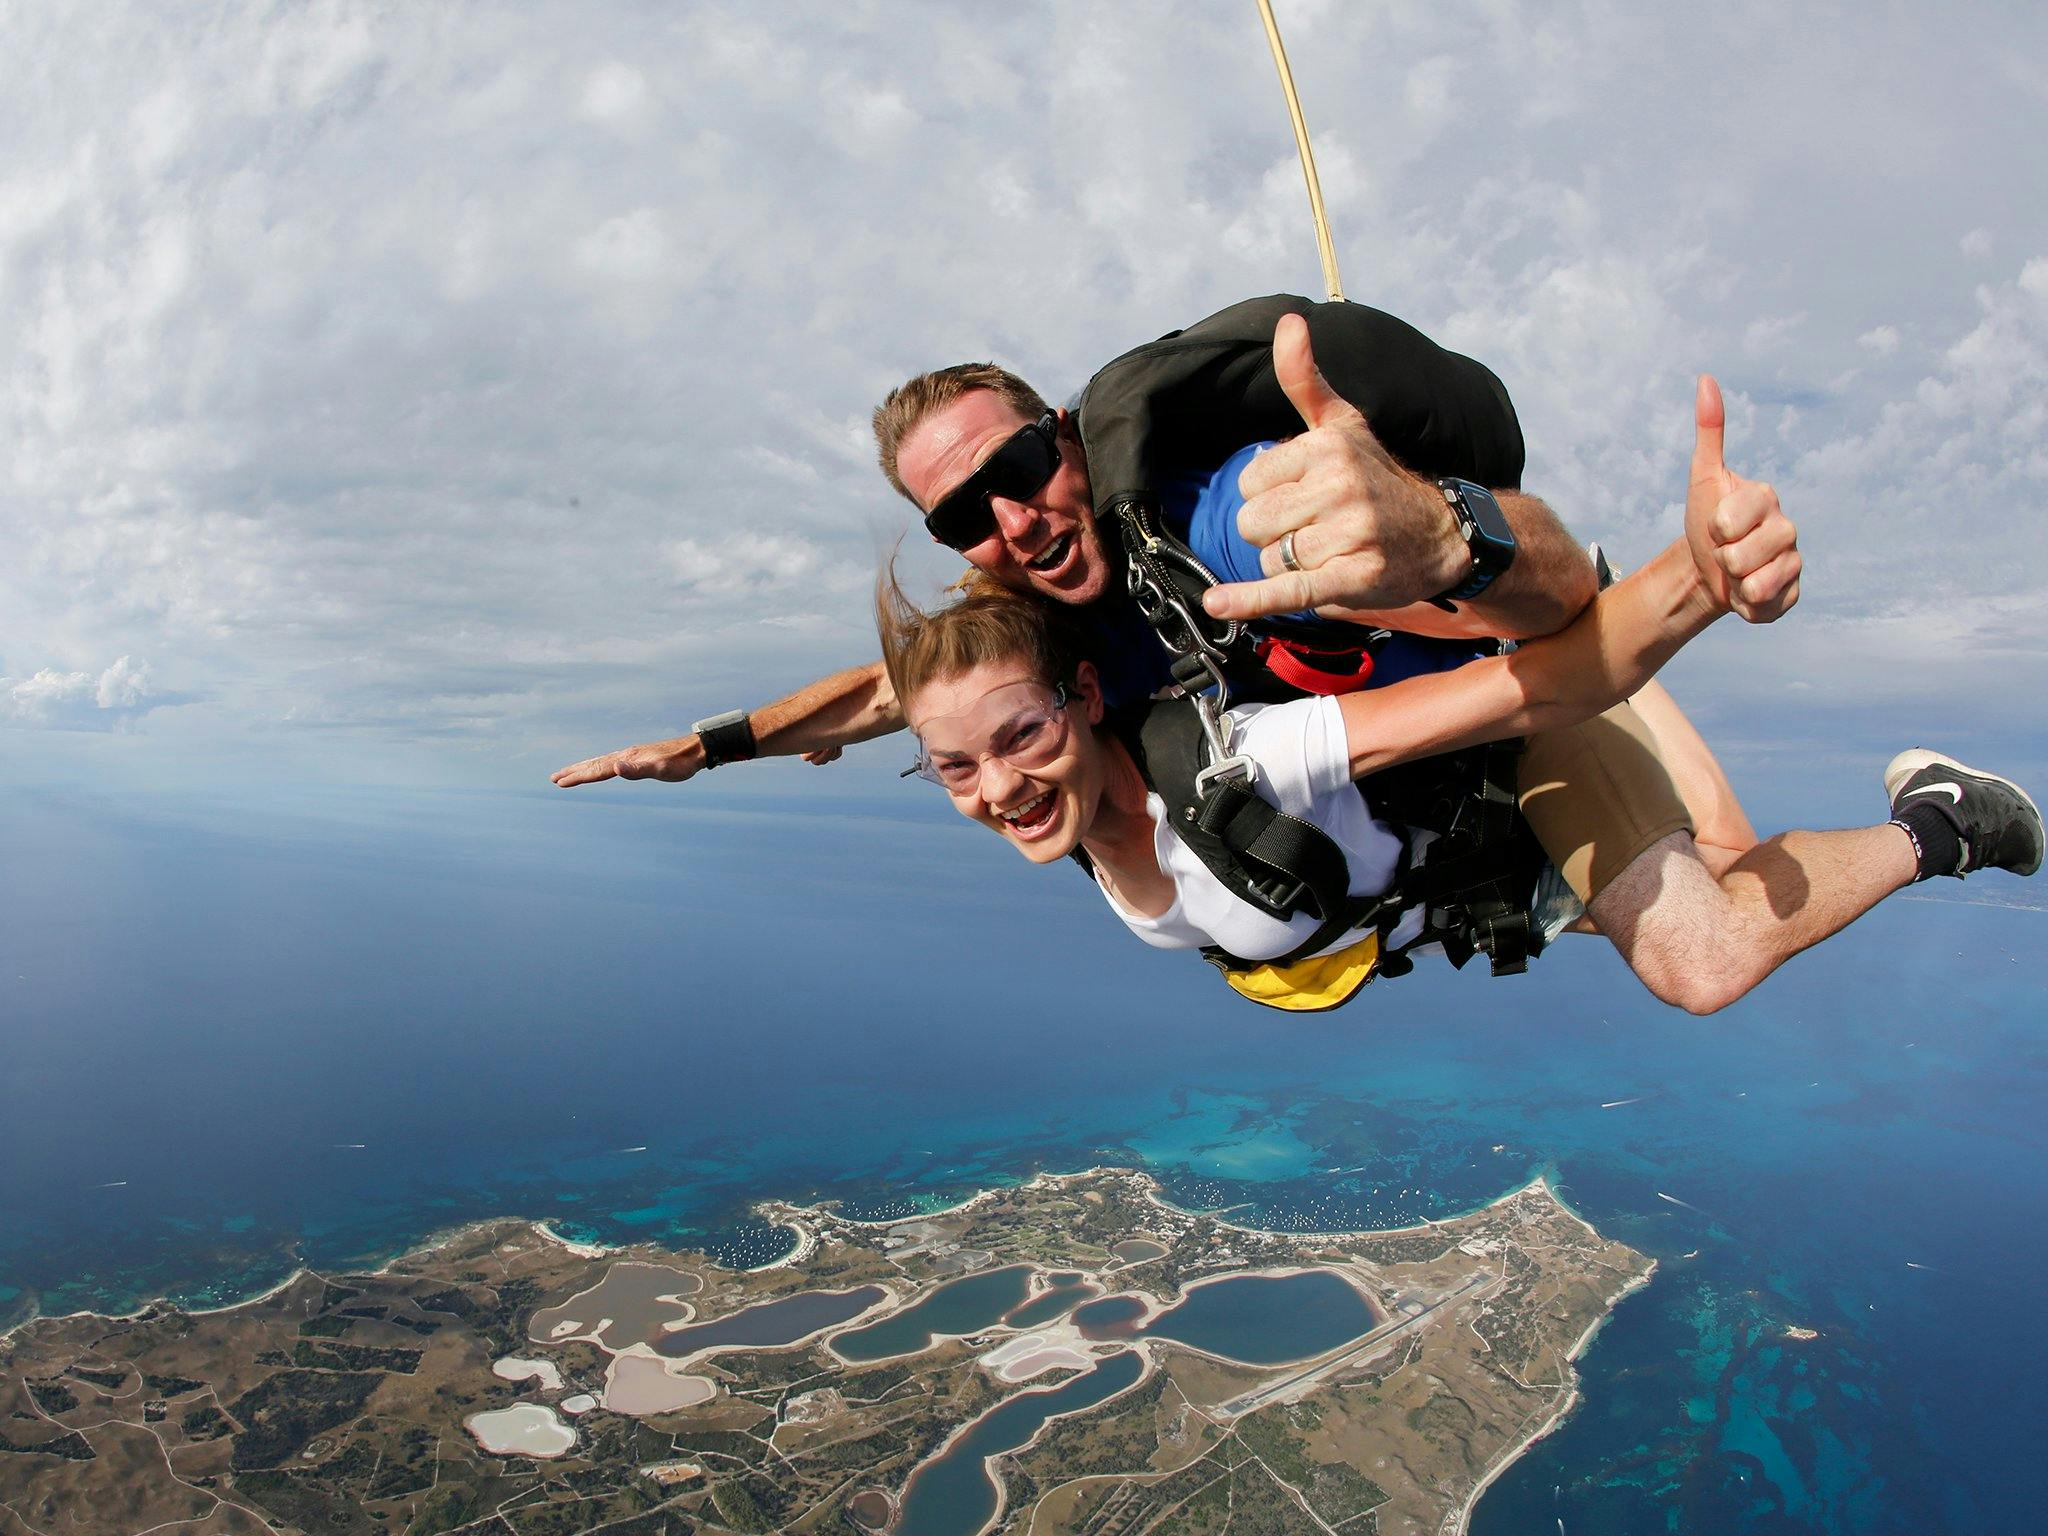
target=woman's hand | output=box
[1685,375,1802,624]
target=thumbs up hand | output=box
[1684,376,1801,624]
[1202,314,1467,621]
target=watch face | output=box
[1450,480,1515,548]
[1436,479,1516,603]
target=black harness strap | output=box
[1129,702,1401,972]
[1369,738,1543,977]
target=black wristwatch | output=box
[692,708,757,769]
[1428,478,1518,609]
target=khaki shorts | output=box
[1518,702,1694,907]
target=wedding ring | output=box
[1278,529,1302,574]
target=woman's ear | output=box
[1073,660,1105,724]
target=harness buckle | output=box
[1244,872,1309,914]
[1194,753,1258,798]
[1190,689,1253,796]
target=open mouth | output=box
[998,791,1059,837]
[1024,533,1074,575]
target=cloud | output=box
[3,656,160,729]
[1784,256,2048,614]
[664,531,864,599]
[1,1,2043,774]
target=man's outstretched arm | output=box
[551,660,902,788]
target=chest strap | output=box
[1130,700,1403,972]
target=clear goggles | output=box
[904,682,1070,793]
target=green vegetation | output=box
[26,1380,79,1413]
[1350,1232,1458,1265]
[582,1513,698,1536]
[1017,1368,1167,1482]
[671,1427,774,1465]
[144,1372,207,1397]
[236,1468,372,1535]
[414,1287,481,1320]
[403,1483,489,1536]
[476,1276,544,1355]
[497,1479,662,1536]
[0,1427,94,1461]
[181,1403,230,1439]
[1235,1405,1388,1523]
[1404,1390,1478,1442]
[709,1478,773,1532]
[68,1365,129,1389]
[365,1426,437,1499]
[721,1346,833,1388]
[292,1340,423,1373]
[227,1369,382,1469]
[835,1362,919,1400]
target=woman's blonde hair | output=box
[876,565,1080,711]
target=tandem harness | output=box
[1104,505,1547,1007]
[1067,292,1551,1006]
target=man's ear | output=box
[1073,660,1105,724]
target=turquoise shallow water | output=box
[3,784,2044,1533]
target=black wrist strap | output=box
[1427,479,1512,608]
[693,709,757,769]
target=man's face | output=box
[896,391,1114,606]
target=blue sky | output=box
[4,1,2046,806]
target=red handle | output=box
[1255,636,1376,695]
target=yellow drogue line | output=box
[1255,0,1344,302]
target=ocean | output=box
[2,771,2043,1534]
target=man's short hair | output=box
[872,363,1050,507]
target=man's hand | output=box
[1685,375,1801,624]
[551,735,845,786]
[552,735,707,787]
[1203,314,1465,621]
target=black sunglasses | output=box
[922,411,1060,550]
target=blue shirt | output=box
[1080,441,1483,709]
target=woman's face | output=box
[903,657,1108,865]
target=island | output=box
[0,1168,1652,1535]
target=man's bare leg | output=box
[1626,679,1757,867]
[1586,825,1917,1014]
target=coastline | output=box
[4,1153,1576,1347]
[1445,1258,1658,1536]
[6,1158,1648,1536]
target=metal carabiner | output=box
[1191,689,1257,796]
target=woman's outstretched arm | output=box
[1337,376,1801,780]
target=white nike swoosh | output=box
[1903,782,1964,804]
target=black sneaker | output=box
[1885,749,2044,877]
